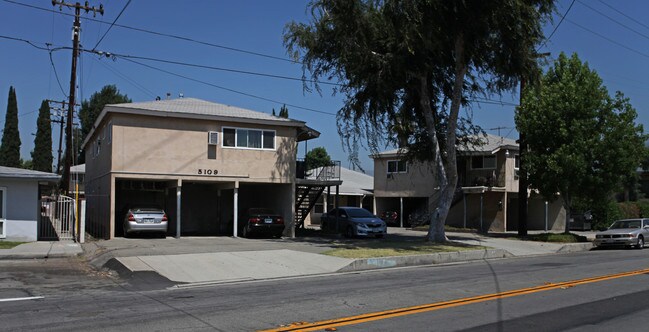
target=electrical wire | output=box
[538,0,576,50]
[120,57,338,116]
[1,0,298,64]
[565,18,649,60]
[92,0,131,51]
[88,50,341,87]
[577,0,649,41]
[597,0,649,33]
[49,49,68,98]
[90,55,157,98]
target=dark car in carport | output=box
[239,208,285,238]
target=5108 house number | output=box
[197,169,219,175]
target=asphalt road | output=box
[1,248,649,331]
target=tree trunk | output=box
[424,34,467,243]
[563,194,571,234]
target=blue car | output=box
[321,207,387,238]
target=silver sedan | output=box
[594,218,649,249]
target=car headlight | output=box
[357,223,369,229]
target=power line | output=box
[92,0,130,51]
[90,55,157,98]
[1,0,298,64]
[538,0,576,50]
[597,0,649,33]
[121,57,338,116]
[88,50,342,87]
[565,18,649,60]
[577,0,649,42]
[48,48,68,98]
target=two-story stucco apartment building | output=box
[82,98,321,239]
[371,134,566,232]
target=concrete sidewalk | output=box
[80,228,594,286]
[0,241,83,259]
[1,228,595,286]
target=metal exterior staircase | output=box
[294,185,326,229]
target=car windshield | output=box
[609,220,641,229]
[346,208,374,218]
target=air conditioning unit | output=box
[0,220,5,239]
[208,131,218,145]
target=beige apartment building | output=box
[372,134,566,232]
[82,98,321,239]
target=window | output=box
[514,154,520,169]
[471,155,496,169]
[106,121,112,144]
[387,160,407,174]
[222,127,275,150]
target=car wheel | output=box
[637,236,644,249]
[345,226,354,238]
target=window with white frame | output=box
[0,188,5,238]
[514,154,520,169]
[222,127,275,150]
[387,160,408,174]
[471,155,496,169]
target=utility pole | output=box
[46,100,67,173]
[517,77,529,237]
[517,52,550,237]
[52,1,103,194]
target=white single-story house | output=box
[0,166,60,241]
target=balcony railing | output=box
[296,159,341,181]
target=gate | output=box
[39,195,75,241]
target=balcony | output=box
[296,159,341,181]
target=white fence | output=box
[39,195,75,241]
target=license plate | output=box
[264,218,273,224]
[143,218,155,223]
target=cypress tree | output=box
[0,87,21,167]
[31,100,53,172]
[279,104,289,118]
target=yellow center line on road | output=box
[260,267,649,332]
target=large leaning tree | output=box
[516,52,646,233]
[285,0,555,242]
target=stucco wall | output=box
[0,179,39,241]
[107,114,297,183]
[373,158,437,197]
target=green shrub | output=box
[618,202,640,219]
[636,200,649,218]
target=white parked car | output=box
[593,218,649,249]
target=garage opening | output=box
[115,179,176,237]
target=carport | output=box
[114,178,292,238]
[374,196,429,227]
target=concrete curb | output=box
[338,249,513,272]
[556,242,594,253]
[0,252,81,260]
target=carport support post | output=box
[176,180,182,238]
[334,185,340,232]
[480,192,484,231]
[544,201,548,232]
[233,181,239,237]
[400,197,403,228]
[463,193,467,229]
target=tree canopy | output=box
[306,146,332,170]
[0,87,22,168]
[278,104,289,118]
[285,0,554,241]
[516,52,647,232]
[31,100,53,172]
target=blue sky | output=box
[0,0,648,174]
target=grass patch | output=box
[0,241,25,249]
[526,233,588,243]
[411,225,478,233]
[322,240,485,259]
